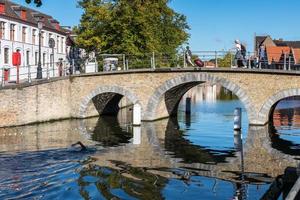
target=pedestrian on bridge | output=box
[185,46,195,67]
[234,40,247,68]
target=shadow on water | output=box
[91,116,133,147]
[269,124,300,156]
[269,97,300,156]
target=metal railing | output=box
[1,50,300,88]
[0,58,98,87]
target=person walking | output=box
[185,46,194,67]
[234,40,247,68]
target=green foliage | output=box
[25,0,42,7]
[75,0,190,59]
[217,52,233,68]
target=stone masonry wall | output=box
[1,69,300,127]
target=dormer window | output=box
[50,19,60,31]
[0,3,5,14]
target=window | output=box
[57,36,60,53]
[0,22,5,39]
[61,37,64,53]
[32,29,36,45]
[10,24,15,41]
[22,27,27,43]
[50,54,54,65]
[4,48,9,64]
[35,52,38,65]
[41,31,45,46]
[43,53,46,65]
[26,51,30,65]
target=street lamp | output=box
[36,18,43,79]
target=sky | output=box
[13,0,300,52]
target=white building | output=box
[0,0,68,82]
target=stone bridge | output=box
[1,68,300,127]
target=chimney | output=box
[21,9,26,20]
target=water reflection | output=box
[1,85,300,199]
[91,116,133,147]
[164,117,236,164]
[270,96,300,156]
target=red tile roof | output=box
[292,48,300,64]
[266,46,290,64]
[0,0,68,35]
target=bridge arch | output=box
[144,73,256,123]
[78,85,141,121]
[258,88,300,124]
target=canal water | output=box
[0,84,299,200]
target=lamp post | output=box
[36,19,43,79]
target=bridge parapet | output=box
[1,69,300,127]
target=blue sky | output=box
[13,0,300,51]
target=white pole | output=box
[234,108,242,130]
[133,104,141,126]
[234,130,242,151]
[133,126,141,145]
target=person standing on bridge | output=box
[185,46,195,67]
[234,40,247,68]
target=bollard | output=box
[133,126,141,145]
[186,97,191,115]
[234,108,242,130]
[133,104,141,126]
[234,130,242,151]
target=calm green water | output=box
[0,85,299,200]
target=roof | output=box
[292,48,300,64]
[255,36,269,51]
[274,40,300,48]
[0,0,68,35]
[265,46,291,64]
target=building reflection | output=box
[182,83,238,104]
[272,97,300,129]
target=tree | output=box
[25,0,42,7]
[217,52,233,68]
[75,0,189,59]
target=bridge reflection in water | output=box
[0,85,299,199]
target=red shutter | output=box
[0,4,5,14]
[12,52,21,66]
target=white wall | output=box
[0,17,67,82]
